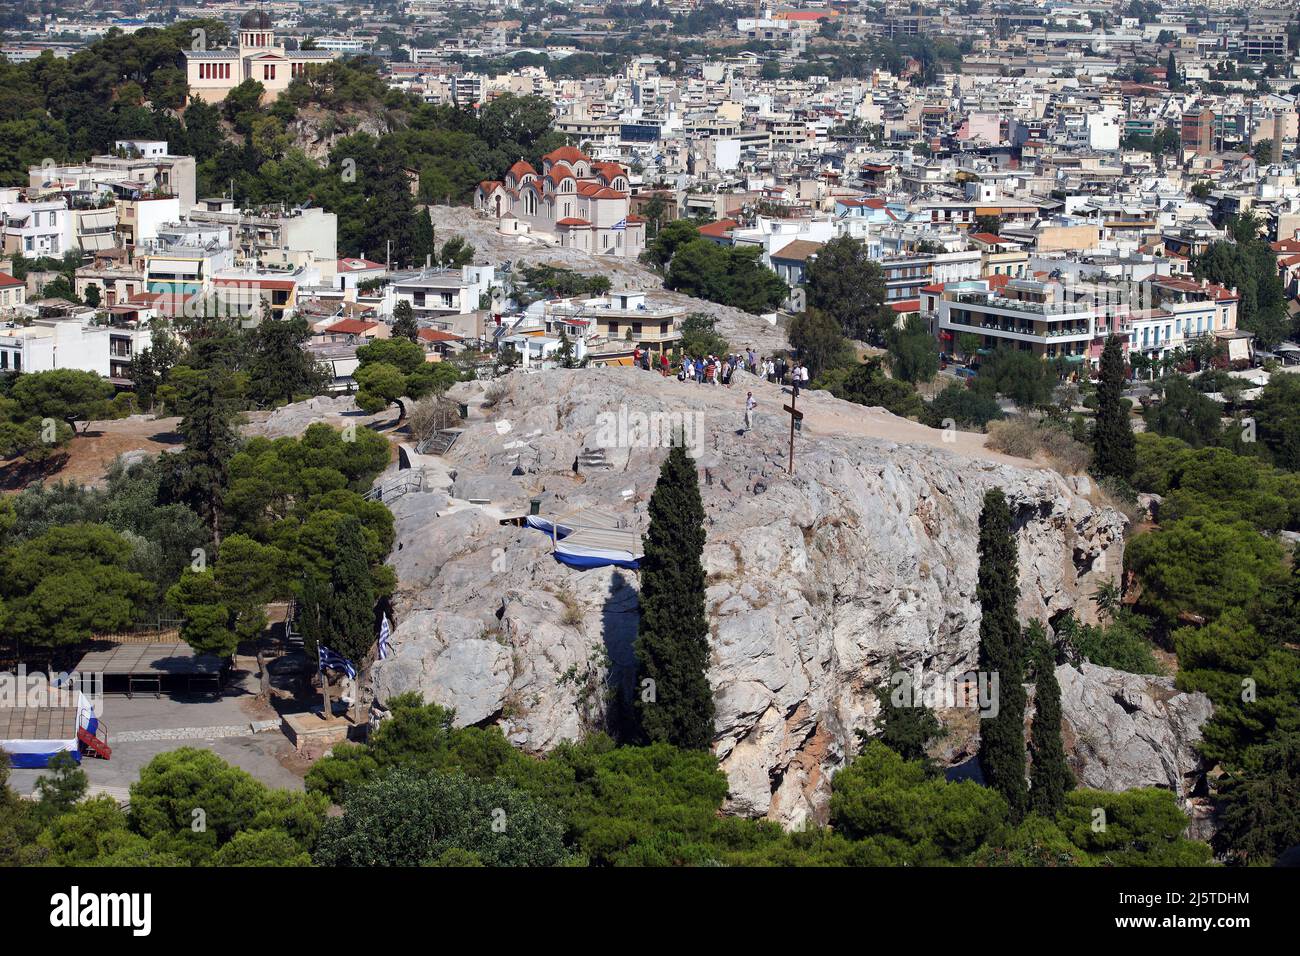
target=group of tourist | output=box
[623,345,817,435]
[673,352,752,387]
[627,345,812,397]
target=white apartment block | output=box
[0,318,150,381]
[0,191,74,258]
[390,264,496,324]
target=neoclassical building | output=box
[184,11,338,103]
[475,146,646,258]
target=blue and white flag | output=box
[77,691,98,736]
[318,645,357,679]
[611,217,627,231]
[377,614,391,661]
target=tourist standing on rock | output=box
[744,391,757,433]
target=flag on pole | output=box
[318,645,356,680]
[377,613,391,661]
[611,217,627,231]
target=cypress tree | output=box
[162,371,240,544]
[976,487,1029,821]
[635,440,714,749]
[1093,334,1136,481]
[392,301,419,342]
[301,516,377,665]
[1027,621,1073,817]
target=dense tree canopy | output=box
[803,236,890,341]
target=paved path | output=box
[112,725,256,743]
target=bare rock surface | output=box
[243,395,394,440]
[1056,662,1212,801]
[360,367,1181,826]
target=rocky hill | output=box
[362,367,1210,826]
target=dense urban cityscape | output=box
[0,0,1297,925]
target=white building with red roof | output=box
[474,146,645,258]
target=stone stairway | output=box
[417,428,462,457]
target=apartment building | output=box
[934,277,1100,364]
[541,291,685,359]
[0,192,73,257]
[0,317,150,381]
[30,143,196,211]
[1128,276,1241,364]
[74,250,146,305]
[187,200,338,271]
[115,196,180,250]
[141,223,236,312]
[0,272,26,314]
[389,264,496,325]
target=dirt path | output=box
[708,372,1038,469]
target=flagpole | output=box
[319,659,332,721]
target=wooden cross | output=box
[783,391,803,475]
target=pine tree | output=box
[1264,549,1300,644]
[33,751,88,823]
[634,441,714,749]
[246,315,329,406]
[1027,621,1073,817]
[128,347,157,411]
[1093,334,1136,482]
[554,330,577,368]
[301,517,377,665]
[976,487,1029,821]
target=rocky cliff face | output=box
[1057,662,1214,833]
[364,368,1162,826]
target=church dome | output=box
[239,10,272,30]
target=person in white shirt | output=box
[744,391,757,432]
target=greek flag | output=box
[318,645,356,679]
[612,217,627,230]
[77,691,98,736]
[377,613,391,661]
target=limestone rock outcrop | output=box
[1056,662,1212,800]
[363,368,1160,826]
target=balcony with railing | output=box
[953,291,1091,316]
[545,301,685,321]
